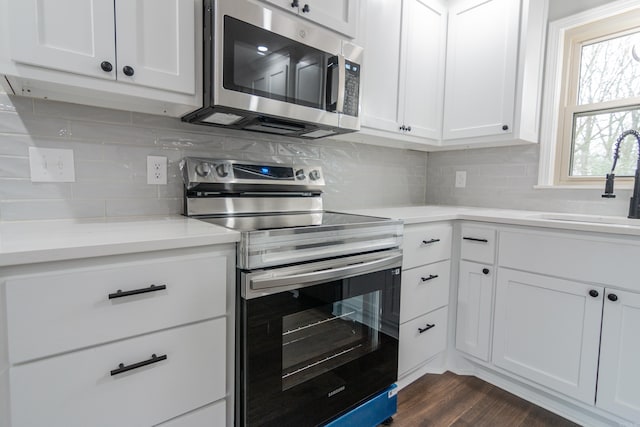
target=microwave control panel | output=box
[343,60,360,117]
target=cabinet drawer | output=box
[6,253,227,363]
[402,222,452,269]
[460,224,496,264]
[398,306,448,376]
[400,260,450,323]
[10,319,226,427]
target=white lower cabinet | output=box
[10,320,225,427]
[399,306,448,377]
[492,268,602,404]
[597,289,640,420]
[455,260,494,361]
[398,222,452,379]
[0,245,234,427]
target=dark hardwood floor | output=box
[390,372,580,427]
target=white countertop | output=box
[0,216,239,267]
[345,205,640,237]
[4,206,640,268]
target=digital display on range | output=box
[234,164,294,180]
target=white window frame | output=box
[538,0,640,189]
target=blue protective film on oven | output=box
[323,383,398,427]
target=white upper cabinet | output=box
[8,0,116,80]
[115,0,196,94]
[442,0,547,147]
[443,0,518,140]
[353,0,446,147]
[2,0,201,116]
[9,0,195,94]
[261,0,359,38]
[398,0,447,141]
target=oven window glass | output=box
[223,16,328,109]
[282,290,381,391]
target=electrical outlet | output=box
[28,147,75,182]
[455,170,467,188]
[147,156,167,185]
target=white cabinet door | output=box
[398,0,447,140]
[8,0,116,80]
[493,268,602,404]
[303,0,358,38]
[261,0,358,38]
[358,0,402,133]
[442,0,519,140]
[359,0,446,141]
[455,260,494,361]
[115,0,196,94]
[597,289,640,420]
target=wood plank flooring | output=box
[390,372,580,427]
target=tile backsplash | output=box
[0,93,428,221]
[426,145,633,216]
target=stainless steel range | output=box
[180,158,403,427]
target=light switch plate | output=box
[147,155,167,185]
[28,147,75,182]
[455,171,467,188]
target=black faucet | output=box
[602,129,640,219]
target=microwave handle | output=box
[336,54,346,113]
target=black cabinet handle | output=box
[502,125,509,131]
[589,290,599,298]
[302,3,310,12]
[608,293,618,302]
[422,238,440,245]
[418,324,435,334]
[100,61,113,72]
[463,237,489,243]
[110,353,167,376]
[406,126,412,132]
[123,65,135,76]
[421,274,439,282]
[108,284,166,300]
[399,125,405,131]
[482,268,490,275]
[290,0,299,7]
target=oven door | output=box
[237,250,402,427]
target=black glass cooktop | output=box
[198,211,392,233]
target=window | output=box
[539,2,640,187]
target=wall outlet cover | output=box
[455,170,467,188]
[28,147,75,182]
[147,155,168,185]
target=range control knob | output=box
[195,162,212,177]
[215,163,230,178]
[308,169,320,181]
[295,169,306,180]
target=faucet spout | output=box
[602,129,640,218]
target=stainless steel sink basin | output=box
[528,213,640,226]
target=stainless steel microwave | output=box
[182,0,363,139]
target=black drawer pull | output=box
[463,237,489,243]
[108,284,166,299]
[418,324,435,334]
[110,353,167,376]
[422,238,440,245]
[421,274,439,282]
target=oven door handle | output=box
[246,251,402,296]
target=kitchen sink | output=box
[528,212,640,226]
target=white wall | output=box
[0,93,428,221]
[425,0,633,216]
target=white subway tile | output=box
[0,200,105,221]
[34,99,132,124]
